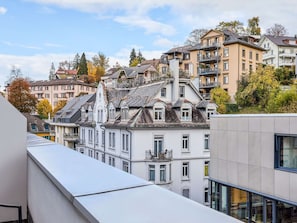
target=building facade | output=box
[29,79,96,108]
[76,59,217,204]
[197,29,264,100]
[209,114,297,222]
[259,35,297,70]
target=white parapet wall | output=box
[0,95,27,222]
[27,133,242,223]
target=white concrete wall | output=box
[210,114,297,203]
[0,95,27,221]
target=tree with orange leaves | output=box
[8,78,37,113]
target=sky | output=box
[1,0,297,90]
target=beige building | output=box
[198,29,264,100]
[29,79,96,108]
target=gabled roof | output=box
[164,45,193,54]
[23,113,51,133]
[262,35,297,47]
[53,94,95,123]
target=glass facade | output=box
[210,180,297,223]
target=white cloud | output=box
[2,41,42,50]
[0,6,7,15]
[114,15,175,36]
[153,37,176,48]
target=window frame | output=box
[182,162,190,179]
[275,134,297,172]
[182,135,190,152]
[149,165,155,181]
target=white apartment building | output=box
[77,59,217,204]
[259,35,297,69]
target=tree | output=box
[246,16,261,35]
[216,20,245,34]
[274,67,294,85]
[210,87,230,113]
[6,65,23,85]
[77,53,88,77]
[129,48,137,66]
[37,99,53,119]
[8,78,37,113]
[92,52,110,82]
[266,87,297,113]
[266,24,287,36]
[137,50,145,64]
[235,66,280,109]
[72,53,80,70]
[185,28,208,45]
[53,100,67,115]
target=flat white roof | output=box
[27,134,242,223]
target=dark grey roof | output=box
[164,45,193,54]
[54,94,95,123]
[107,88,130,107]
[109,65,157,80]
[223,29,265,50]
[22,113,52,133]
[264,35,297,47]
[30,79,96,87]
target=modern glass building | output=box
[209,114,297,223]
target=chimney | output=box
[169,58,179,102]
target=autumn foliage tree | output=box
[8,78,37,113]
[37,99,53,119]
[210,87,230,113]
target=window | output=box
[154,107,164,121]
[161,67,167,74]
[31,124,37,132]
[97,109,103,123]
[249,64,253,73]
[223,61,229,71]
[182,162,189,179]
[95,152,99,160]
[275,134,297,171]
[256,53,259,61]
[223,48,229,57]
[95,130,99,145]
[249,51,253,60]
[123,161,129,173]
[121,107,129,120]
[45,94,50,98]
[184,63,189,71]
[88,149,93,157]
[179,86,185,97]
[109,156,115,167]
[154,135,164,156]
[44,124,49,131]
[242,62,246,71]
[109,108,115,120]
[102,131,105,147]
[182,135,189,151]
[169,164,172,181]
[54,93,58,98]
[160,165,166,182]
[88,129,93,144]
[204,134,210,149]
[181,108,191,121]
[223,74,229,84]
[183,53,190,60]
[242,49,246,57]
[109,132,115,148]
[161,88,166,97]
[204,161,209,176]
[54,85,58,90]
[122,133,129,152]
[101,154,105,162]
[182,188,190,198]
[149,165,155,181]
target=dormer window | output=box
[181,107,191,121]
[44,123,49,131]
[109,108,115,120]
[121,107,129,120]
[154,107,164,121]
[31,123,37,132]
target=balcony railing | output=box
[199,82,220,89]
[198,55,221,63]
[63,133,79,142]
[145,150,173,161]
[198,68,220,76]
[198,42,221,50]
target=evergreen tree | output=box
[137,50,145,64]
[129,48,137,66]
[72,53,80,70]
[77,53,88,77]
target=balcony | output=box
[199,82,220,89]
[263,53,275,60]
[179,69,191,79]
[145,149,173,161]
[198,68,220,76]
[198,55,221,63]
[63,133,79,142]
[198,42,221,50]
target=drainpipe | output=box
[126,127,132,174]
